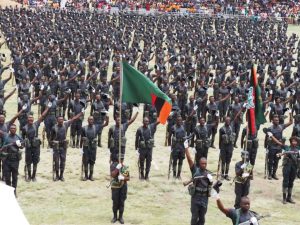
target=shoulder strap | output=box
[235,209,241,225]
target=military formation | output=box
[0,5,299,225]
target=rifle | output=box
[165,126,169,146]
[238,213,271,225]
[276,151,299,157]
[216,152,222,180]
[24,164,28,181]
[167,151,172,180]
[183,173,216,187]
[42,127,45,148]
[264,149,268,179]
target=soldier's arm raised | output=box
[216,198,230,216]
[9,107,26,125]
[37,106,50,123]
[128,111,139,126]
[3,87,16,103]
[68,111,84,124]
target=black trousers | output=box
[53,147,67,171]
[111,184,127,216]
[234,182,250,208]
[71,120,83,137]
[25,146,40,165]
[248,147,257,165]
[268,148,281,175]
[139,148,153,174]
[282,164,297,189]
[3,159,19,189]
[190,198,207,225]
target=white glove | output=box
[243,103,247,108]
[191,147,197,155]
[267,132,273,137]
[240,163,247,169]
[115,163,122,170]
[184,140,189,148]
[15,140,22,147]
[266,106,271,112]
[81,108,85,113]
[40,85,44,90]
[22,104,27,110]
[242,172,250,178]
[77,71,81,75]
[118,174,125,181]
[66,88,71,94]
[230,89,233,94]
[135,150,140,156]
[207,174,213,182]
[92,88,96,93]
[47,102,52,108]
[193,105,198,111]
[269,90,273,95]
[216,111,220,117]
[210,189,220,200]
[288,109,292,114]
[250,217,258,225]
[10,67,14,73]
[169,146,172,152]
[292,90,296,96]
[296,78,299,82]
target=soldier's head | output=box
[275,97,280,104]
[27,115,34,125]
[224,117,231,126]
[75,92,80,100]
[234,96,239,103]
[189,95,194,103]
[241,151,249,160]
[0,114,5,124]
[9,124,17,135]
[199,117,206,125]
[289,136,298,147]
[176,115,182,125]
[240,196,250,212]
[209,96,215,103]
[143,117,149,127]
[198,157,207,170]
[57,116,64,125]
[272,115,279,126]
[95,94,101,101]
[88,116,94,125]
[115,116,121,127]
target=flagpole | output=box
[119,61,124,163]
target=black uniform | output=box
[108,123,129,162]
[219,125,236,178]
[91,99,105,147]
[241,128,259,165]
[81,124,102,180]
[189,164,212,225]
[68,99,84,148]
[50,121,71,181]
[2,133,23,193]
[170,124,186,178]
[135,123,157,179]
[22,121,41,181]
[192,124,210,161]
[234,161,251,209]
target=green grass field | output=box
[1,3,300,224]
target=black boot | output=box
[89,164,94,181]
[145,171,149,181]
[119,211,124,224]
[140,170,145,180]
[111,211,117,223]
[225,163,231,181]
[173,165,177,178]
[283,193,287,204]
[177,165,182,180]
[287,188,296,204]
[32,164,37,182]
[60,169,65,181]
[76,137,80,149]
[82,166,88,181]
[26,165,31,182]
[98,134,102,147]
[71,136,75,148]
[54,170,59,181]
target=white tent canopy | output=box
[0,182,30,225]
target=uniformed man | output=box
[191,117,211,161]
[22,104,50,182]
[169,115,187,179]
[280,137,299,204]
[1,124,24,196]
[68,92,85,148]
[50,110,84,181]
[108,110,138,162]
[234,151,253,209]
[265,113,292,180]
[216,196,260,225]
[184,96,197,137]
[135,117,159,180]
[81,115,109,181]
[184,140,213,225]
[90,93,106,147]
[110,158,130,224]
[219,117,236,180]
